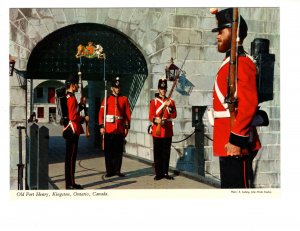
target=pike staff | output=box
[78,58,91,138]
[75,42,106,140]
[102,55,107,150]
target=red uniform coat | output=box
[149,96,177,138]
[98,94,131,135]
[213,53,261,157]
[66,92,84,136]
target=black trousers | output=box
[104,133,124,175]
[153,137,172,177]
[219,151,258,188]
[65,134,79,187]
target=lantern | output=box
[165,57,179,81]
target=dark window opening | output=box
[37,87,43,98]
[37,107,44,118]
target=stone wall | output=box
[9,8,280,188]
[9,72,27,189]
[125,8,280,188]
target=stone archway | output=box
[25,22,149,147]
[26,22,148,111]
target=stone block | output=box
[183,107,192,119]
[248,20,266,34]
[188,91,212,106]
[198,16,217,30]
[205,160,220,176]
[189,75,214,91]
[128,131,137,144]
[173,120,193,134]
[254,159,279,173]
[202,31,217,46]
[136,132,145,146]
[107,8,123,20]
[132,106,140,120]
[146,44,158,57]
[268,119,280,132]
[133,119,142,133]
[152,63,168,74]
[130,8,149,24]
[264,145,280,160]
[137,145,151,160]
[10,106,26,121]
[10,88,26,106]
[10,134,19,167]
[169,148,181,167]
[176,8,202,15]
[141,120,150,134]
[140,106,150,119]
[51,9,67,24]
[172,94,189,106]
[204,147,213,161]
[9,8,20,21]
[119,9,135,22]
[177,45,201,60]
[152,13,169,32]
[199,46,223,62]
[169,14,198,29]
[256,132,279,145]
[144,133,152,148]
[173,29,202,44]
[125,143,138,156]
[254,172,280,188]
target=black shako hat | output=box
[65,73,79,85]
[158,78,167,89]
[212,8,248,39]
[111,76,121,88]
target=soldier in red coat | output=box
[211,8,261,188]
[63,73,89,189]
[149,79,177,180]
[99,77,131,177]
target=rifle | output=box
[225,7,239,128]
[155,59,180,136]
[101,60,107,150]
[78,62,90,138]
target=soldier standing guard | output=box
[63,73,89,189]
[149,79,177,180]
[98,77,131,177]
[210,8,261,188]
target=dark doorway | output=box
[49,107,56,123]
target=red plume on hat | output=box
[210,8,218,14]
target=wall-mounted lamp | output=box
[165,58,179,81]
